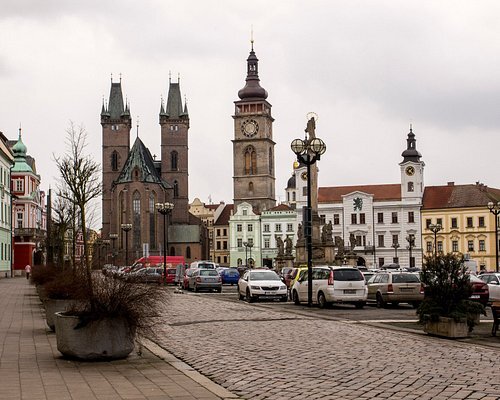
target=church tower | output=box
[400,125,425,203]
[232,42,276,212]
[101,77,131,238]
[159,78,190,224]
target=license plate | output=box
[344,289,356,294]
[471,295,480,299]
[400,288,414,292]
[264,291,275,295]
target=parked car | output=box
[287,267,307,296]
[280,267,294,285]
[291,266,367,308]
[362,271,376,284]
[367,271,424,308]
[131,267,163,284]
[189,269,222,292]
[162,267,177,285]
[219,267,240,285]
[238,269,288,303]
[478,273,500,302]
[469,274,490,306]
[183,268,195,290]
[190,260,218,270]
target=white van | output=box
[189,260,219,270]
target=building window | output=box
[426,241,432,252]
[426,219,431,229]
[237,224,242,232]
[244,146,257,175]
[263,224,270,233]
[467,217,473,228]
[360,213,366,224]
[478,217,485,228]
[186,246,191,259]
[237,238,242,247]
[303,187,307,196]
[111,151,119,171]
[468,240,474,252]
[479,240,485,251]
[437,218,443,226]
[15,180,23,192]
[408,211,414,223]
[292,192,296,201]
[173,180,179,197]
[333,214,340,225]
[452,240,459,252]
[248,238,253,246]
[378,235,384,247]
[275,224,282,232]
[392,234,399,245]
[242,209,247,216]
[216,241,221,250]
[287,223,293,232]
[437,241,443,252]
[374,213,382,224]
[264,238,270,248]
[217,229,221,236]
[392,212,398,224]
[451,218,458,229]
[378,258,384,268]
[248,224,253,232]
[407,182,414,192]
[351,214,357,225]
[170,151,178,170]
[223,228,227,236]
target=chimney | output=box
[447,182,455,186]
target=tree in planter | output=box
[417,253,486,332]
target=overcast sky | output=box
[2,1,500,226]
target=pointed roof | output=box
[115,137,169,188]
[165,81,188,118]
[214,204,234,226]
[11,128,33,173]
[401,125,422,163]
[422,183,500,209]
[103,79,130,119]
[319,184,402,203]
[237,42,268,100]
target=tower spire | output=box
[237,41,268,100]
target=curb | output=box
[141,338,240,400]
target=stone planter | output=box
[44,299,75,331]
[54,312,135,360]
[424,315,469,338]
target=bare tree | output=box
[51,190,75,269]
[54,122,101,295]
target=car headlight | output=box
[280,285,287,290]
[250,285,261,290]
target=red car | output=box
[162,267,177,285]
[470,274,489,306]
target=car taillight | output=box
[328,271,334,285]
[218,276,222,282]
[387,284,393,293]
[196,277,201,283]
[420,284,424,294]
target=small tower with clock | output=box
[232,41,276,212]
[400,125,425,202]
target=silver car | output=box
[188,268,222,292]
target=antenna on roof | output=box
[136,115,139,138]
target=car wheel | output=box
[194,284,199,293]
[246,288,254,303]
[280,295,287,302]
[392,302,399,307]
[355,301,366,309]
[318,292,328,309]
[376,293,385,308]
[412,301,421,309]
[217,287,222,293]
[293,290,300,305]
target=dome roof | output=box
[237,46,268,100]
[286,174,296,189]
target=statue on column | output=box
[321,221,333,243]
[276,236,284,257]
[285,236,293,256]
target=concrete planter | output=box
[424,316,469,338]
[54,312,135,360]
[44,299,75,331]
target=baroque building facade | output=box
[101,78,206,265]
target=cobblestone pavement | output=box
[154,291,500,400]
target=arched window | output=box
[171,151,178,170]
[149,192,156,249]
[173,181,179,197]
[132,191,141,249]
[269,148,273,174]
[407,181,414,192]
[244,146,257,175]
[186,246,191,259]
[133,167,141,181]
[111,151,119,171]
[249,182,254,192]
[170,246,175,256]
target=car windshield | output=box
[225,269,239,276]
[198,263,215,269]
[167,268,176,274]
[333,269,364,281]
[250,271,280,281]
[391,273,420,283]
[200,270,218,276]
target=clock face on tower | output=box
[242,119,259,137]
[405,166,415,176]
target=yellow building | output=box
[422,182,500,271]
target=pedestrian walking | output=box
[25,264,31,280]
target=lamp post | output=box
[428,223,442,260]
[120,223,132,267]
[291,116,326,307]
[392,242,400,264]
[109,233,118,266]
[488,202,500,273]
[248,242,253,268]
[243,241,249,268]
[156,202,174,284]
[406,235,415,269]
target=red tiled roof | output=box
[269,203,293,211]
[318,184,401,203]
[205,204,219,210]
[422,183,500,209]
[214,204,234,225]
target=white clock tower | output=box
[400,125,424,203]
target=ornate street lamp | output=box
[156,202,174,284]
[406,235,415,269]
[428,223,442,260]
[109,233,118,266]
[120,223,132,267]
[290,115,326,307]
[488,202,500,273]
[392,242,400,264]
[248,242,253,268]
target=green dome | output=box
[11,131,33,173]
